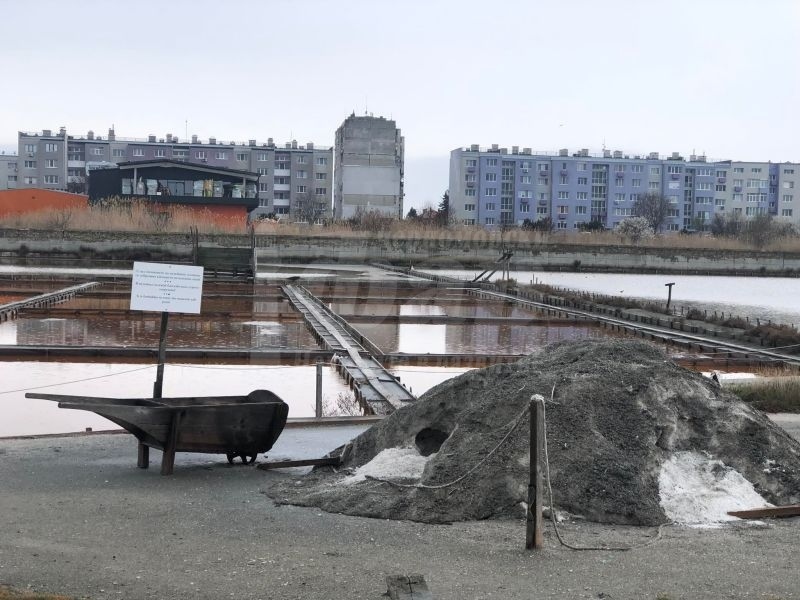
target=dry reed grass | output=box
[3,203,800,252]
[0,586,72,600]
[0,199,247,235]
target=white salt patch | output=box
[340,447,431,485]
[659,451,772,527]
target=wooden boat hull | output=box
[26,390,289,473]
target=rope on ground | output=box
[541,384,669,552]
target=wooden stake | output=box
[315,360,323,418]
[153,311,169,398]
[527,394,545,550]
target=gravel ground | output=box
[1,430,799,600]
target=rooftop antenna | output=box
[185,120,188,141]
[365,95,368,116]
[602,138,606,151]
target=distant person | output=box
[711,371,720,386]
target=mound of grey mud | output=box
[268,340,800,525]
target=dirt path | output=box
[1,432,799,600]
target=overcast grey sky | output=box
[2,0,798,209]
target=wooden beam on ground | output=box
[385,574,433,600]
[256,456,341,470]
[728,504,800,519]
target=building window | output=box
[783,195,793,202]
[538,163,549,172]
[236,153,248,162]
[195,151,206,160]
[215,151,227,160]
[45,159,57,168]
[258,153,269,161]
[315,172,327,180]
[715,199,725,206]
[629,193,639,202]
[520,203,530,213]
[486,203,496,211]
[296,185,307,193]
[486,158,497,166]
[274,177,289,185]
[537,177,548,186]
[133,148,144,157]
[614,193,625,203]
[782,209,793,217]
[315,187,327,195]
[485,173,497,182]
[649,181,659,190]
[716,170,727,178]
[24,144,36,154]
[485,188,497,196]
[558,191,569,200]
[24,177,37,184]
[575,192,587,200]
[257,168,268,175]
[631,165,643,173]
[316,156,328,166]
[464,219,476,225]
[715,184,726,192]
[559,175,568,185]
[464,203,476,211]
[44,175,59,184]
[751,167,762,173]
[485,217,495,225]
[733,179,743,187]
[697,168,713,176]
[667,166,682,174]
[576,206,587,215]
[465,188,476,197]
[296,155,307,164]
[557,205,569,215]
[733,167,744,173]
[295,170,307,179]
[93,148,104,155]
[112,149,125,157]
[696,182,712,191]
[520,175,531,184]
[632,179,641,188]
[784,181,795,189]
[172,149,188,158]
[45,143,58,152]
[650,166,661,175]
[733,193,743,202]
[258,183,269,192]
[154,149,166,158]
[24,160,36,168]
[577,177,588,185]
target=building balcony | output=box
[538,200,548,205]
[273,184,290,192]
[467,167,475,173]
[615,172,624,178]
[558,214,567,219]
[670,174,680,180]
[466,182,475,188]
[273,169,290,177]
[560,169,568,176]
[734,186,742,192]
[717,177,726,183]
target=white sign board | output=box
[130,262,204,314]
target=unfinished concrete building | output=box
[334,114,404,219]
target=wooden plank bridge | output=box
[282,284,416,415]
[0,282,100,322]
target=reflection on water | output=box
[329,301,540,319]
[0,362,353,437]
[423,269,800,326]
[390,366,472,396]
[3,317,320,349]
[356,322,610,354]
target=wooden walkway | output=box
[282,284,416,415]
[0,282,100,322]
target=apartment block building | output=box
[17,128,333,219]
[449,145,800,230]
[334,114,404,219]
[0,153,17,190]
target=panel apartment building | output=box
[334,114,404,219]
[16,128,333,219]
[449,145,800,230]
[0,153,17,190]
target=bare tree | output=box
[632,192,670,233]
[292,191,329,224]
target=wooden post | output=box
[153,312,169,398]
[665,282,675,310]
[137,442,150,469]
[527,394,545,550]
[315,360,323,418]
[160,409,182,476]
